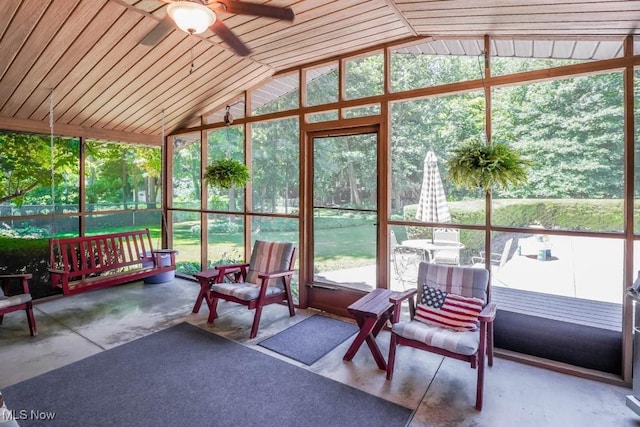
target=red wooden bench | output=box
[49,229,177,296]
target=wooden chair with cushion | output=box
[386,262,495,411]
[0,273,37,336]
[206,240,297,338]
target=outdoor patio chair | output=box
[206,240,297,339]
[472,238,514,275]
[391,230,426,289]
[386,262,495,411]
[431,228,461,265]
[0,273,37,336]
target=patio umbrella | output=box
[415,150,451,223]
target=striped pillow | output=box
[415,286,483,331]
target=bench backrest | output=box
[50,229,155,278]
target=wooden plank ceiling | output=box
[0,0,638,140]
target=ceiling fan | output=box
[140,0,295,57]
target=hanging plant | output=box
[445,140,530,193]
[203,158,250,190]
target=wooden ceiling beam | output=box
[0,114,159,145]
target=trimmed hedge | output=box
[0,237,55,299]
[402,198,629,264]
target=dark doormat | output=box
[494,310,622,375]
[258,315,359,365]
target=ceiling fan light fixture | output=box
[167,2,216,35]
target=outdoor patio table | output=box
[343,288,397,370]
[401,239,465,261]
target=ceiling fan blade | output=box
[210,19,251,57]
[140,18,174,46]
[215,0,295,21]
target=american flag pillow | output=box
[415,285,483,331]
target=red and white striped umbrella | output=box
[415,150,451,223]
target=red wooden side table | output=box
[192,269,219,315]
[343,288,396,370]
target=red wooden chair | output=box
[204,241,297,338]
[0,273,37,336]
[386,262,495,411]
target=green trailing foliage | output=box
[445,140,531,193]
[203,158,250,190]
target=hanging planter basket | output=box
[445,140,530,193]
[203,158,250,190]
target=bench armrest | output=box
[152,249,179,254]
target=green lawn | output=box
[171,219,375,273]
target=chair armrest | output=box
[389,289,416,305]
[0,273,33,295]
[257,269,295,280]
[215,262,250,271]
[214,263,249,282]
[389,289,417,323]
[471,256,483,264]
[0,274,33,279]
[478,303,497,323]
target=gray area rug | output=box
[258,315,360,365]
[4,323,411,427]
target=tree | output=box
[0,132,78,206]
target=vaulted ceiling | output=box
[1,0,639,141]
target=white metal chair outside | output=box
[431,228,461,265]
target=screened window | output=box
[343,104,380,118]
[306,111,339,123]
[344,52,383,100]
[490,39,622,76]
[390,39,483,92]
[207,126,244,212]
[251,73,299,116]
[250,117,299,214]
[492,72,624,232]
[207,213,244,268]
[305,63,338,107]
[390,91,486,225]
[171,133,201,210]
[86,140,160,212]
[0,131,79,220]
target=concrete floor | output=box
[0,278,638,426]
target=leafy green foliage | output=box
[446,140,531,193]
[250,117,299,213]
[85,141,161,209]
[203,158,250,190]
[0,132,78,206]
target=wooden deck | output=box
[491,286,622,332]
